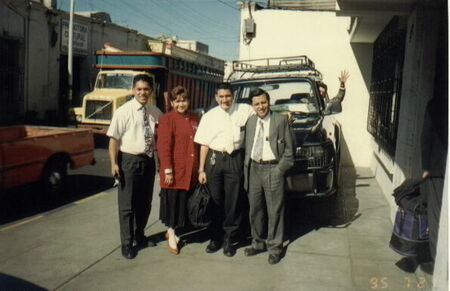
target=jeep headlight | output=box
[310,146,324,157]
[76,115,82,122]
[296,145,324,159]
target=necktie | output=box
[252,120,264,161]
[142,106,153,157]
[225,113,235,154]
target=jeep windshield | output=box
[95,73,134,90]
[233,80,319,114]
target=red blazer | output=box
[156,110,199,190]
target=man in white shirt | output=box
[107,74,162,259]
[195,82,254,257]
[243,88,294,265]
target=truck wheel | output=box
[42,159,68,201]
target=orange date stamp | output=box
[369,276,429,290]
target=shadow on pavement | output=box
[0,174,112,225]
[0,273,48,291]
[286,133,361,245]
[94,133,109,149]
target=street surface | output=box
[0,142,433,291]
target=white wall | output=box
[239,8,373,167]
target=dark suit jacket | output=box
[243,111,295,191]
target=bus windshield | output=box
[95,73,134,89]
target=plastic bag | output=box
[187,183,211,228]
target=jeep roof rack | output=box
[229,55,322,81]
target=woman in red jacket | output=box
[156,86,199,254]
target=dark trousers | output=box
[422,176,444,261]
[248,161,285,255]
[205,149,244,242]
[118,152,155,246]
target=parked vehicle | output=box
[0,125,95,196]
[230,56,342,199]
[73,40,225,133]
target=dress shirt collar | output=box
[131,97,147,111]
[257,111,271,122]
[219,102,237,115]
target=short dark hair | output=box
[215,82,233,94]
[170,85,189,101]
[249,88,270,103]
[133,74,153,89]
[318,82,327,91]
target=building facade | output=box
[0,0,152,124]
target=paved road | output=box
[0,148,432,291]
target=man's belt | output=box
[121,151,152,158]
[210,148,243,156]
[251,159,278,165]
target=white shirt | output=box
[251,113,276,161]
[107,97,162,155]
[194,103,254,153]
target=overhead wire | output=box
[217,0,239,10]
[58,0,240,60]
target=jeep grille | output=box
[296,143,332,168]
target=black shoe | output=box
[121,245,136,259]
[395,257,418,273]
[223,240,236,257]
[135,236,157,249]
[206,240,222,253]
[268,254,281,265]
[420,261,434,275]
[244,247,265,257]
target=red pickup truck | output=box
[0,126,95,195]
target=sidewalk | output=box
[0,166,432,291]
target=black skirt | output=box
[159,188,188,228]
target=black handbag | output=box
[187,183,211,228]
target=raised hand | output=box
[338,70,350,84]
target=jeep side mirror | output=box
[324,100,342,115]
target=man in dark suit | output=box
[420,97,447,273]
[243,88,295,264]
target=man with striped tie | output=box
[243,88,294,265]
[107,74,162,259]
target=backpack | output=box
[187,183,211,228]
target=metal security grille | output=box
[85,101,113,121]
[367,17,406,156]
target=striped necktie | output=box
[142,106,153,157]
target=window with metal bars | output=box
[367,17,406,156]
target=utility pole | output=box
[68,0,75,110]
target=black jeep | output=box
[230,56,342,199]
